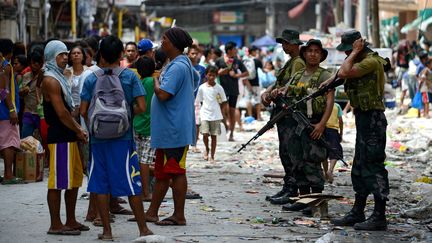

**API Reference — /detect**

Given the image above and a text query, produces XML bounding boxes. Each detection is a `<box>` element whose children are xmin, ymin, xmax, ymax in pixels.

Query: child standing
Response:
<box><xmin>133</xmin><ymin>56</ymin><xmax>156</xmax><ymax>201</ymax></box>
<box><xmin>197</xmin><ymin>66</ymin><xmax>227</xmax><ymax>162</ymax></box>
<box><xmin>323</xmin><ymin>103</ymin><xmax>344</xmax><ymax>183</ymax></box>
<box><xmin>419</xmin><ymin>58</ymin><xmax>432</xmax><ymax>118</ymax></box>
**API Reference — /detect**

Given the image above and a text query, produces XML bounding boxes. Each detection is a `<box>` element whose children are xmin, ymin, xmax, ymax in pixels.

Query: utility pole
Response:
<box><xmin>370</xmin><ymin>0</ymin><xmax>380</xmax><ymax>47</ymax></box>
<box><xmin>44</xmin><ymin>0</ymin><xmax>50</xmax><ymax>40</ymax></box>
<box><xmin>359</xmin><ymin>0</ymin><xmax>368</xmax><ymax>38</ymax></box>
<box><xmin>266</xmin><ymin>0</ymin><xmax>275</xmax><ymax>37</ymax></box>
<box><xmin>18</xmin><ymin>0</ymin><xmax>26</xmax><ymax>45</ymax></box>
<box><xmin>71</xmin><ymin>0</ymin><xmax>77</xmax><ymax>40</ymax></box>
<box><xmin>344</xmin><ymin>0</ymin><xmax>352</xmax><ymax>28</ymax></box>
<box><xmin>316</xmin><ymin>0</ymin><xmax>322</xmax><ymax>32</ymax></box>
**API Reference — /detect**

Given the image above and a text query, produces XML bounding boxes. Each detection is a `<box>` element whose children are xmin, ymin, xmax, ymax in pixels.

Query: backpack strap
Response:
<box><xmin>94</xmin><ymin>67</ymin><xmax>126</xmax><ymax>78</ymax></box>
<box><xmin>112</xmin><ymin>67</ymin><xmax>126</xmax><ymax>76</ymax></box>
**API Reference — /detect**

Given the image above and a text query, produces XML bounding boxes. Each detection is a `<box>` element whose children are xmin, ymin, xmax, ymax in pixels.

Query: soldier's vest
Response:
<box><xmin>344</xmin><ymin>53</ymin><xmax>386</xmax><ymax>111</ymax></box>
<box><xmin>275</xmin><ymin>56</ymin><xmax>302</xmax><ymax>88</ymax></box>
<box><xmin>286</xmin><ymin>67</ymin><xmax>327</xmax><ymax>118</ymax></box>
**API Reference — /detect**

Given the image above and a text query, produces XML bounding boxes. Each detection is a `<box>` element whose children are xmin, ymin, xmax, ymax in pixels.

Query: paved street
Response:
<box><xmin>1</xmin><ymin>111</ymin><xmax>432</xmax><ymax>243</ymax></box>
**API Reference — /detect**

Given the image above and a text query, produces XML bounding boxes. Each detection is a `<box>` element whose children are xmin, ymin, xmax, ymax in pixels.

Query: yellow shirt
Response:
<box><xmin>326</xmin><ymin>103</ymin><xmax>342</xmax><ymax>130</ymax></box>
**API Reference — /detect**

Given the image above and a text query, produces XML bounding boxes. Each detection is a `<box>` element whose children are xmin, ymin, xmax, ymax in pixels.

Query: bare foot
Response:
<box><xmin>140</xmin><ymin>228</ymin><xmax>154</xmax><ymax>236</ymax></box>
<box><xmin>203</xmin><ymin>153</ymin><xmax>208</xmax><ymax>161</ymax></box>
<box><xmin>145</xmin><ymin>213</ymin><xmax>159</xmax><ymax>223</ymax></box>
<box><xmin>209</xmin><ymin>158</ymin><xmax>215</xmax><ymax>163</ymax></box>
<box><xmin>98</xmin><ymin>233</ymin><xmax>113</xmax><ymax>241</ymax></box>
<box><xmin>155</xmin><ymin>216</ymin><xmax>186</xmax><ymax>226</ymax></box>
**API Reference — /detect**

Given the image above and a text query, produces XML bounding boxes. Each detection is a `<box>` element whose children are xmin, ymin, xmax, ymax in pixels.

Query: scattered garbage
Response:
<box><xmin>415</xmin><ymin>176</ymin><xmax>432</xmax><ymax>184</ymax></box>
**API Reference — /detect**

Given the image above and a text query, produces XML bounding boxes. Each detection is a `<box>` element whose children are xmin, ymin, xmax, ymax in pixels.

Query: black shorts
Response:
<box><xmin>226</xmin><ymin>95</ymin><xmax>238</xmax><ymax>108</ymax></box>
<box><xmin>324</xmin><ymin>128</ymin><xmax>343</xmax><ymax>160</ymax></box>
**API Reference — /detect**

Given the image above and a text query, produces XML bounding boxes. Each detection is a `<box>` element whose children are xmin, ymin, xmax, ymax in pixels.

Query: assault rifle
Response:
<box><xmin>237</xmin><ymin>76</ymin><xmax>348</xmax><ymax>166</ymax></box>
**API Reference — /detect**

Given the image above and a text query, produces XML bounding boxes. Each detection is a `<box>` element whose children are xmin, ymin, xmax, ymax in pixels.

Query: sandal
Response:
<box><xmin>110</xmin><ymin>207</ymin><xmax>133</xmax><ymax>215</ymax></box>
<box><xmin>72</xmin><ymin>223</ymin><xmax>90</xmax><ymax>231</ymax></box>
<box><xmin>185</xmin><ymin>191</ymin><xmax>202</xmax><ymax>199</ymax></box>
<box><xmin>1</xmin><ymin>177</ymin><xmax>26</xmax><ymax>185</ymax></box>
<box><xmin>155</xmin><ymin>217</ymin><xmax>186</xmax><ymax>226</ymax></box>
<box><xmin>47</xmin><ymin>228</ymin><xmax>81</xmax><ymax>235</ymax></box>
<box><xmin>98</xmin><ymin>233</ymin><xmax>114</xmax><ymax>241</ymax></box>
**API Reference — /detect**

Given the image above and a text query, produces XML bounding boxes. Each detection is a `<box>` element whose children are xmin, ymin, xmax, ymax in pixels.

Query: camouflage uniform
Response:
<box><xmin>284</xmin><ymin>67</ymin><xmax>332</xmax><ymax>192</ymax></box>
<box><xmin>331</xmin><ymin>30</ymin><xmax>388</xmax><ymax>230</ymax></box>
<box><xmin>273</xmin><ymin>56</ymin><xmax>305</xmax><ymax>194</ymax></box>
<box><xmin>345</xmin><ymin>51</ymin><xmax>390</xmax><ymax>201</ymax></box>
<box><xmin>352</xmin><ymin>110</ymin><xmax>389</xmax><ymax>200</ymax></box>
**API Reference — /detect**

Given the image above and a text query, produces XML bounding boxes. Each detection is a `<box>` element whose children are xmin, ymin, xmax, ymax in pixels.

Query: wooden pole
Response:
<box><xmin>371</xmin><ymin>0</ymin><xmax>380</xmax><ymax>47</ymax></box>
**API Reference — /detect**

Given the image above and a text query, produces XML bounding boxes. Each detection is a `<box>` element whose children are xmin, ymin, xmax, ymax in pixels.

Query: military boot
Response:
<box><xmin>331</xmin><ymin>194</ymin><xmax>367</xmax><ymax>226</ymax></box>
<box><xmin>265</xmin><ymin>187</ymin><xmax>287</xmax><ymax>201</ymax></box>
<box><xmin>269</xmin><ymin>185</ymin><xmax>298</xmax><ymax>205</ymax></box>
<box><xmin>281</xmin><ymin>187</ymin><xmax>310</xmax><ymax>211</ymax></box>
<box><xmin>353</xmin><ymin>197</ymin><xmax>387</xmax><ymax>231</ymax></box>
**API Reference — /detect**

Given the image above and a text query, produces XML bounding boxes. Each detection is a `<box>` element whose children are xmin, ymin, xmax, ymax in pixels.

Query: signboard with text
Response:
<box><xmin>115</xmin><ymin>0</ymin><xmax>141</xmax><ymax>7</ymax></box>
<box><xmin>213</xmin><ymin>11</ymin><xmax>244</xmax><ymax>24</ymax></box>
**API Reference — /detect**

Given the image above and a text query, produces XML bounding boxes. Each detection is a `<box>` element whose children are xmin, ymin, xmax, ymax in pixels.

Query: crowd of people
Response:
<box><xmin>395</xmin><ymin>39</ymin><xmax>432</xmax><ymax>118</ymax></box>
<box><xmin>2</xmin><ymin>24</ymin><xmax>431</xmax><ymax>240</ymax></box>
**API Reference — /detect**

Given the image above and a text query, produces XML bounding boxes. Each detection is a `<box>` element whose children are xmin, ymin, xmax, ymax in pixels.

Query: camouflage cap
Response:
<box><xmin>300</xmin><ymin>39</ymin><xmax>328</xmax><ymax>62</ymax></box>
<box><xmin>336</xmin><ymin>30</ymin><xmax>370</xmax><ymax>51</ymax></box>
<box><xmin>276</xmin><ymin>29</ymin><xmax>303</xmax><ymax>45</ymax></box>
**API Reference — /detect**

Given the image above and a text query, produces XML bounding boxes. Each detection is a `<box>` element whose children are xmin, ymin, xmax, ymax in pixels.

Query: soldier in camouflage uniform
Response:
<box><xmin>261</xmin><ymin>29</ymin><xmax>305</xmax><ymax>205</ymax></box>
<box><xmin>325</xmin><ymin>30</ymin><xmax>389</xmax><ymax>231</ymax></box>
<box><xmin>274</xmin><ymin>39</ymin><xmax>335</xmax><ymax>212</ymax></box>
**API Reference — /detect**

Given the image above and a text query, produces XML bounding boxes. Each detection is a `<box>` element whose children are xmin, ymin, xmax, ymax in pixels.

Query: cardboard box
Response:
<box><xmin>15</xmin><ymin>151</ymin><xmax>44</xmax><ymax>182</ymax></box>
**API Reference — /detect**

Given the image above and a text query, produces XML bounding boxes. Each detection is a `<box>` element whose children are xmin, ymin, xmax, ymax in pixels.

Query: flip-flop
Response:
<box><xmin>185</xmin><ymin>192</ymin><xmax>202</xmax><ymax>199</ymax></box>
<box><xmin>73</xmin><ymin>223</ymin><xmax>90</xmax><ymax>231</ymax></box>
<box><xmin>98</xmin><ymin>234</ymin><xmax>114</xmax><ymax>241</ymax></box>
<box><xmin>47</xmin><ymin>229</ymin><xmax>81</xmax><ymax>235</ymax></box>
<box><xmin>110</xmin><ymin>207</ymin><xmax>133</xmax><ymax>215</ymax></box>
<box><xmin>155</xmin><ymin>218</ymin><xmax>186</xmax><ymax>226</ymax></box>
<box><xmin>1</xmin><ymin>177</ymin><xmax>27</xmax><ymax>185</ymax></box>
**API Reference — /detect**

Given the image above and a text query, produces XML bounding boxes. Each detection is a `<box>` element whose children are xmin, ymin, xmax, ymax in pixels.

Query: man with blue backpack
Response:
<box><xmin>80</xmin><ymin>35</ymin><xmax>153</xmax><ymax>240</ymax></box>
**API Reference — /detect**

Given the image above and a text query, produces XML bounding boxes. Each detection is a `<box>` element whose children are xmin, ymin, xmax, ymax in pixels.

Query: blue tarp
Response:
<box><xmin>251</xmin><ymin>35</ymin><xmax>277</xmax><ymax>47</ymax></box>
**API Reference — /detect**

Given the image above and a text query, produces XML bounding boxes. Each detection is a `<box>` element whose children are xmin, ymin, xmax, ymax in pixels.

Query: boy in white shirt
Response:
<box><xmin>196</xmin><ymin>66</ymin><xmax>227</xmax><ymax>162</ymax></box>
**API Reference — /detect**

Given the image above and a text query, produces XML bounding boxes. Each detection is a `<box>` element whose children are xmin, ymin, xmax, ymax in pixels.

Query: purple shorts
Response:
<box><xmin>22</xmin><ymin>112</ymin><xmax>40</xmax><ymax>127</ymax></box>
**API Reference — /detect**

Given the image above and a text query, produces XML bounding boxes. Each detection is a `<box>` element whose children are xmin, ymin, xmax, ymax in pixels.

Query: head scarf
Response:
<box><xmin>165</xmin><ymin>27</ymin><xmax>193</xmax><ymax>52</ymax></box>
<box><xmin>43</xmin><ymin>40</ymin><xmax>74</xmax><ymax>108</ymax></box>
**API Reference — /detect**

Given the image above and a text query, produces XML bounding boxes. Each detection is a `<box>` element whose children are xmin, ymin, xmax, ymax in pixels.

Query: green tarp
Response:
<box><xmin>401</xmin><ymin>9</ymin><xmax>432</xmax><ymax>33</ymax></box>
<box><xmin>189</xmin><ymin>31</ymin><xmax>211</xmax><ymax>44</ymax></box>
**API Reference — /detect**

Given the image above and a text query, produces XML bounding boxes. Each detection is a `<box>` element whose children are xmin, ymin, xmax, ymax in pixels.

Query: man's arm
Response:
<box><xmin>153</xmin><ymin>75</ymin><xmax>172</xmax><ymax>101</ymax></box>
<box><xmin>0</xmin><ymin>72</ymin><xmax>18</xmax><ymax>125</ymax></box>
<box><xmin>80</xmin><ymin>100</ymin><xmax>89</xmax><ymax>122</ymax></box>
<box><xmin>338</xmin><ymin>38</ymin><xmax>368</xmax><ymax>79</ymax></box>
<box><xmin>44</xmin><ymin>77</ymin><xmax>86</xmax><ymax>141</ymax></box>
<box><xmin>338</xmin><ymin>116</ymin><xmax>344</xmax><ymax>142</ymax></box>
<box><xmin>261</xmin><ymin>84</ymin><xmax>276</xmax><ymax>106</ymax></box>
<box><xmin>310</xmin><ymin>90</ymin><xmax>335</xmax><ymax>140</ymax></box>
<box><xmin>133</xmin><ymin>96</ymin><xmax>146</xmax><ymax>115</ymax></box>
